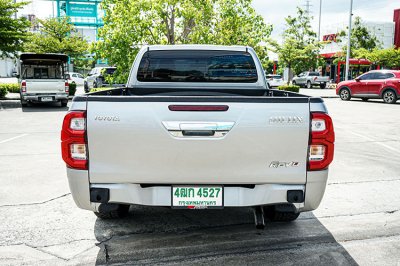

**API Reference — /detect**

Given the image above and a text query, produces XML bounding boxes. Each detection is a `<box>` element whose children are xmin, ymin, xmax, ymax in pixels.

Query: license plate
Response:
<box><xmin>172</xmin><ymin>186</ymin><xmax>223</xmax><ymax>209</ymax></box>
<box><xmin>41</xmin><ymin>97</ymin><xmax>53</xmax><ymax>102</ymax></box>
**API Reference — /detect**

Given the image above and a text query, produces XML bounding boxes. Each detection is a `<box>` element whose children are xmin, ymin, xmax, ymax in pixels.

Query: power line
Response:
<box><xmin>304</xmin><ymin>0</ymin><xmax>313</xmax><ymax>17</ymax></box>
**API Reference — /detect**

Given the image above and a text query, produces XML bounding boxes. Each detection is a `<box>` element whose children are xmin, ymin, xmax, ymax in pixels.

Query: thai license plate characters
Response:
<box><xmin>171</xmin><ymin>186</ymin><xmax>223</xmax><ymax>209</ymax></box>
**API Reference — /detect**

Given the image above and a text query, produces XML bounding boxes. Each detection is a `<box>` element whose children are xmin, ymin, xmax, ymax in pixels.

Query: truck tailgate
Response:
<box><xmin>87</xmin><ymin>97</ymin><xmax>310</xmax><ymax>185</ymax></box>
<box><xmin>26</xmin><ymin>79</ymin><xmax>65</xmax><ymax>93</ymax></box>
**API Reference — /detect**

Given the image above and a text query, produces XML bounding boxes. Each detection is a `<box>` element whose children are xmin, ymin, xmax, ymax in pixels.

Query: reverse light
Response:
<box><xmin>308</xmin><ymin>112</ymin><xmax>335</xmax><ymax>171</ymax></box>
<box><xmin>311</xmin><ymin>119</ymin><xmax>326</xmax><ymax>132</ymax></box>
<box><xmin>21</xmin><ymin>80</ymin><xmax>26</xmax><ymax>93</ymax></box>
<box><xmin>70</xmin><ymin>118</ymin><xmax>85</xmax><ymax>130</ymax></box>
<box><xmin>61</xmin><ymin>111</ymin><xmax>87</xmax><ymax>170</ymax></box>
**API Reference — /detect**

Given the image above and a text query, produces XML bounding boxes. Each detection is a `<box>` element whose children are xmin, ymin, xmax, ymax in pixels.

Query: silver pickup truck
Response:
<box><xmin>19</xmin><ymin>53</ymin><xmax>69</xmax><ymax>107</ymax></box>
<box><xmin>62</xmin><ymin>45</ymin><xmax>335</xmax><ymax>228</ymax></box>
<box><xmin>292</xmin><ymin>71</ymin><xmax>330</xmax><ymax>89</ymax></box>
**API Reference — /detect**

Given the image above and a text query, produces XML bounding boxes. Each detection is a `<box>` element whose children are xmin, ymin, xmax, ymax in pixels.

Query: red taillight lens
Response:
<box><xmin>65</xmin><ymin>80</ymin><xmax>69</xmax><ymax>93</ymax></box>
<box><xmin>308</xmin><ymin>112</ymin><xmax>335</xmax><ymax>171</ymax></box>
<box><xmin>314</xmin><ymin>77</ymin><xmax>318</xmax><ymax>81</ymax></box>
<box><xmin>21</xmin><ymin>80</ymin><xmax>26</xmax><ymax>93</ymax></box>
<box><xmin>61</xmin><ymin>111</ymin><xmax>87</xmax><ymax>170</ymax></box>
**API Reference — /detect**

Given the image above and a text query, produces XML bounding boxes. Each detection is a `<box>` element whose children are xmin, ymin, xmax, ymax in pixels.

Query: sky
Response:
<box><xmin>21</xmin><ymin>0</ymin><xmax>399</xmax><ymax>41</ymax></box>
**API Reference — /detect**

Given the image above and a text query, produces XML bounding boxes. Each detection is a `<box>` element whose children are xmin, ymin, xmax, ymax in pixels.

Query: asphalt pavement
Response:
<box><xmin>0</xmin><ymin>96</ymin><xmax>399</xmax><ymax>265</ymax></box>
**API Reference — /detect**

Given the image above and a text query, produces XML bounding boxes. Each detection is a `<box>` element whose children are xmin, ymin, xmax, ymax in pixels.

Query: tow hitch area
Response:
<box><xmin>253</xmin><ymin>206</ymin><xmax>265</xmax><ymax>229</ymax></box>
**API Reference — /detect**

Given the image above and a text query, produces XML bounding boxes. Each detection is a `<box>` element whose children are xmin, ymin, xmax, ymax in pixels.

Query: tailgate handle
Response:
<box><xmin>162</xmin><ymin>121</ymin><xmax>235</xmax><ymax>138</ymax></box>
<box><xmin>182</xmin><ymin>130</ymin><xmax>215</xmax><ymax>137</ymax></box>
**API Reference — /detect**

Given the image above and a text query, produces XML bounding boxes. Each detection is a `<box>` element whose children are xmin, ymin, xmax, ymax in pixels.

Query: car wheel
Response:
<box><xmin>94</xmin><ymin>204</ymin><xmax>130</xmax><ymax>219</ymax></box>
<box><xmin>306</xmin><ymin>81</ymin><xmax>312</xmax><ymax>89</ymax></box>
<box><xmin>264</xmin><ymin>205</ymin><xmax>300</xmax><ymax>222</ymax></box>
<box><xmin>382</xmin><ymin>89</ymin><xmax>397</xmax><ymax>104</ymax></box>
<box><xmin>93</xmin><ymin>82</ymin><xmax>98</xmax><ymax>88</ymax></box>
<box><xmin>20</xmin><ymin>98</ymin><xmax>28</xmax><ymax>107</ymax></box>
<box><xmin>61</xmin><ymin>100</ymin><xmax>68</xmax><ymax>107</ymax></box>
<box><xmin>320</xmin><ymin>83</ymin><xmax>326</xmax><ymax>89</ymax></box>
<box><xmin>339</xmin><ymin>88</ymin><xmax>351</xmax><ymax>101</ymax></box>
<box><xmin>292</xmin><ymin>80</ymin><xmax>296</xmax><ymax>86</ymax></box>
<box><xmin>84</xmin><ymin>82</ymin><xmax>89</xmax><ymax>93</ymax></box>
<box><xmin>361</xmin><ymin>98</ymin><xmax>369</xmax><ymax>102</ymax></box>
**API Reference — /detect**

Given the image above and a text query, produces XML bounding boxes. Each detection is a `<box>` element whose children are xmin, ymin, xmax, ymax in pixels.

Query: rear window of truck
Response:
<box><xmin>137</xmin><ymin>50</ymin><xmax>258</xmax><ymax>83</ymax></box>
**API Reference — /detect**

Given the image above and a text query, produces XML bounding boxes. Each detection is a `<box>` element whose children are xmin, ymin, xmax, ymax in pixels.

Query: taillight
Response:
<box><xmin>21</xmin><ymin>80</ymin><xmax>26</xmax><ymax>93</ymax></box>
<box><xmin>308</xmin><ymin>112</ymin><xmax>335</xmax><ymax>171</ymax></box>
<box><xmin>314</xmin><ymin>77</ymin><xmax>318</xmax><ymax>81</ymax></box>
<box><xmin>61</xmin><ymin>111</ymin><xmax>87</xmax><ymax>170</ymax></box>
<box><xmin>65</xmin><ymin>80</ymin><xmax>69</xmax><ymax>93</ymax></box>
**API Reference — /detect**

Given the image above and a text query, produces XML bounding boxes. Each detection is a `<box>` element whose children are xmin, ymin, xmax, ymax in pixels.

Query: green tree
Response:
<box><xmin>0</xmin><ymin>0</ymin><xmax>30</xmax><ymax>55</ymax></box>
<box><xmin>336</xmin><ymin>16</ymin><xmax>380</xmax><ymax>61</ymax></box>
<box><xmin>24</xmin><ymin>17</ymin><xmax>89</xmax><ymax>58</ymax></box>
<box><xmin>272</xmin><ymin>8</ymin><xmax>322</xmax><ymax>80</ymax></box>
<box><xmin>94</xmin><ymin>0</ymin><xmax>272</xmax><ymax>83</ymax></box>
<box><xmin>354</xmin><ymin>47</ymin><xmax>400</xmax><ymax>69</ymax></box>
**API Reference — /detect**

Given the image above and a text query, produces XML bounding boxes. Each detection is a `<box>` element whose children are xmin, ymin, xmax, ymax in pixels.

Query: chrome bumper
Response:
<box><xmin>22</xmin><ymin>93</ymin><xmax>68</xmax><ymax>102</ymax></box>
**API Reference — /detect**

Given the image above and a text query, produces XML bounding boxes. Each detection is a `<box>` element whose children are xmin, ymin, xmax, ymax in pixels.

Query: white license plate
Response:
<box><xmin>172</xmin><ymin>186</ymin><xmax>223</xmax><ymax>209</ymax></box>
<box><xmin>41</xmin><ymin>97</ymin><xmax>53</xmax><ymax>102</ymax></box>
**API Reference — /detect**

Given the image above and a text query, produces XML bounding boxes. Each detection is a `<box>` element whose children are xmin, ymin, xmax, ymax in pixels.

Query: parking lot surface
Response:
<box><xmin>0</xmin><ymin>98</ymin><xmax>399</xmax><ymax>265</ymax></box>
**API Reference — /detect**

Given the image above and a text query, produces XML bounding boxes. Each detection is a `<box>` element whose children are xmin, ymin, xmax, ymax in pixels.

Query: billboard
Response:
<box><xmin>68</xmin><ymin>3</ymin><xmax>97</xmax><ymax>18</ymax></box>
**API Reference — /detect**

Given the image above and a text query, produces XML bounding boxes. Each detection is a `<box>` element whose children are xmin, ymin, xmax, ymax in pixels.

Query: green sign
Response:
<box><xmin>68</xmin><ymin>3</ymin><xmax>96</xmax><ymax>18</ymax></box>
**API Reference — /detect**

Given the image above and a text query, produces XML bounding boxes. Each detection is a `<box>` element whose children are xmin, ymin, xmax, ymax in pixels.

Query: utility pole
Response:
<box><xmin>304</xmin><ymin>0</ymin><xmax>312</xmax><ymax>17</ymax></box>
<box><xmin>345</xmin><ymin>0</ymin><xmax>353</xmax><ymax>81</ymax></box>
<box><xmin>317</xmin><ymin>0</ymin><xmax>322</xmax><ymax>42</ymax></box>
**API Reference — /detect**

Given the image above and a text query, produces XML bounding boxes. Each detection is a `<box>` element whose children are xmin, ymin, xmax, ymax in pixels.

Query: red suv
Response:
<box><xmin>336</xmin><ymin>70</ymin><xmax>400</xmax><ymax>104</ymax></box>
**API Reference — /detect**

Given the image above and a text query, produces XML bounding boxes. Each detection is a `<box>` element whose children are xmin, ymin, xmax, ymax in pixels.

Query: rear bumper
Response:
<box><xmin>67</xmin><ymin>169</ymin><xmax>328</xmax><ymax>212</ymax></box>
<box><xmin>21</xmin><ymin>93</ymin><xmax>68</xmax><ymax>102</ymax></box>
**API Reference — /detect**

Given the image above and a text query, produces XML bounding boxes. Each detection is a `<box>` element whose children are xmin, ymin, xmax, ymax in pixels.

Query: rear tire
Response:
<box><xmin>382</xmin><ymin>89</ymin><xmax>397</xmax><ymax>104</ymax></box>
<box><xmin>361</xmin><ymin>98</ymin><xmax>369</xmax><ymax>102</ymax></box>
<box><xmin>306</xmin><ymin>81</ymin><xmax>312</xmax><ymax>89</ymax></box>
<box><xmin>339</xmin><ymin>88</ymin><xmax>351</xmax><ymax>101</ymax></box>
<box><xmin>94</xmin><ymin>204</ymin><xmax>130</xmax><ymax>219</ymax></box>
<box><xmin>320</xmin><ymin>83</ymin><xmax>326</xmax><ymax>89</ymax></box>
<box><xmin>61</xmin><ymin>100</ymin><xmax>68</xmax><ymax>107</ymax></box>
<box><xmin>292</xmin><ymin>81</ymin><xmax>297</xmax><ymax>86</ymax></box>
<box><xmin>20</xmin><ymin>99</ymin><xmax>28</xmax><ymax>107</ymax></box>
<box><xmin>84</xmin><ymin>82</ymin><xmax>89</xmax><ymax>93</ymax></box>
<box><xmin>264</xmin><ymin>205</ymin><xmax>300</xmax><ymax>222</ymax></box>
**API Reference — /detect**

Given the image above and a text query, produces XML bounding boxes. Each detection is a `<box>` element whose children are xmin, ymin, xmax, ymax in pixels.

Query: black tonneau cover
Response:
<box><xmin>20</xmin><ymin>53</ymin><xmax>68</xmax><ymax>64</ymax></box>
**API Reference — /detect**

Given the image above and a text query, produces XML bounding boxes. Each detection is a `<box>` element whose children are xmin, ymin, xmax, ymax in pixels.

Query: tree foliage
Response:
<box><xmin>94</xmin><ymin>0</ymin><xmax>272</xmax><ymax>82</ymax></box>
<box><xmin>354</xmin><ymin>47</ymin><xmax>400</xmax><ymax>69</ymax></box>
<box><xmin>24</xmin><ymin>17</ymin><xmax>89</xmax><ymax>58</ymax></box>
<box><xmin>0</xmin><ymin>0</ymin><xmax>30</xmax><ymax>56</ymax></box>
<box><xmin>272</xmin><ymin>8</ymin><xmax>322</xmax><ymax>78</ymax></box>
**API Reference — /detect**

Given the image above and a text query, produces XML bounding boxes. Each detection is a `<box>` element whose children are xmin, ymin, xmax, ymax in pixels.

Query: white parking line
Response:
<box><xmin>0</xmin><ymin>134</ymin><xmax>28</xmax><ymax>144</ymax></box>
<box><xmin>349</xmin><ymin>131</ymin><xmax>399</xmax><ymax>154</ymax></box>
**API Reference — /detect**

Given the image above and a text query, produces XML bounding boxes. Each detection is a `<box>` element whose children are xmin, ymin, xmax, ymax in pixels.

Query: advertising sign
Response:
<box><xmin>68</xmin><ymin>3</ymin><xmax>96</xmax><ymax>18</ymax></box>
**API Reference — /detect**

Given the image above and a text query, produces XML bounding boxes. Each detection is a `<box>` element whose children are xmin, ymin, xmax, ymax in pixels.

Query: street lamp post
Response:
<box><xmin>318</xmin><ymin>0</ymin><xmax>322</xmax><ymax>42</ymax></box>
<box><xmin>345</xmin><ymin>0</ymin><xmax>353</xmax><ymax>81</ymax></box>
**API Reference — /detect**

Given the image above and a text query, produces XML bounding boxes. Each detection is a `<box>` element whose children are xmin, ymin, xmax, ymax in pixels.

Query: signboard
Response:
<box><xmin>323</xmin><ymin>34</ymin><xmax>337</xmax><ymax>43</ymax></box>
<box><xmin>68</xmin><ymin>3</ymin><xmax>96</xmax><ymax>18</ymax></box>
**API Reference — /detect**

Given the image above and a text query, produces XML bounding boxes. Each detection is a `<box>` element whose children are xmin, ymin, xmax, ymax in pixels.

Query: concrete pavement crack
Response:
<box><xmin>328</xmin><ymin>178</ymin><xmax>400</xmax><ymax>185</ymax></box>
<box><xmin>24</xmin><ymin>243</ymin><xmax>67</xmax><ymax>261</ymax></box>
<box><xmin>0</xmin><ymin>193</ymin><xmax>71</xmax><ymax>208</ymax></box>
<box><xmin>306</xmin><ymin>209</ymin><xmax>400</xmax><ymax>220</ymax></box>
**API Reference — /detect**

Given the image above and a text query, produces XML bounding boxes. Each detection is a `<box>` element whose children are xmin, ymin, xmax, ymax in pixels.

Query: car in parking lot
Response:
<box><xmin>336</xmin><ymin>70</ymin><xmax>400</xmax><ymax>104</ymax></box>
<box><xmin>84</xmin><ymin>67</ymin><xmax>120</xmax><ymax>92</ymax></box>
<box><xmin>65</xmin><ymin>72</ymin><xmax>84</xmax><ymax>86</ymax></box>
<box><xmin>292</xmin><ymin>71</ymin><xmax>330</xmax><ymax>89</ymax></box>
<box><xmin>266</xmin><ymin>74</ymin><xmax>285</xmax><ymax>88</ymax></box>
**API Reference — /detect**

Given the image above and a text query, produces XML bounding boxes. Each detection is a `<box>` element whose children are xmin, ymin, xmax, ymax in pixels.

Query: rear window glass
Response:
<box><xmin>309</xmin><ymin>72</ymin><xmax>320</xmax><ymax>76</ymax></box>
<box><xmin>137</xmin><ymin>50</ymin><xmax>258</xmax><ymax>83</ymax></box>
<box><xmin>104</xmin><ymin>68</ymin><xmax>116</xmax><ymax>75</ymax></box>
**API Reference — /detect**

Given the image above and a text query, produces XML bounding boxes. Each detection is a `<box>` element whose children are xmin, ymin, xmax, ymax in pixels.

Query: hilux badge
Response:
<box><xmin>269</xmin><ymin>161</ymin><xmax>300</xmax><ymax>168</ymax></box>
